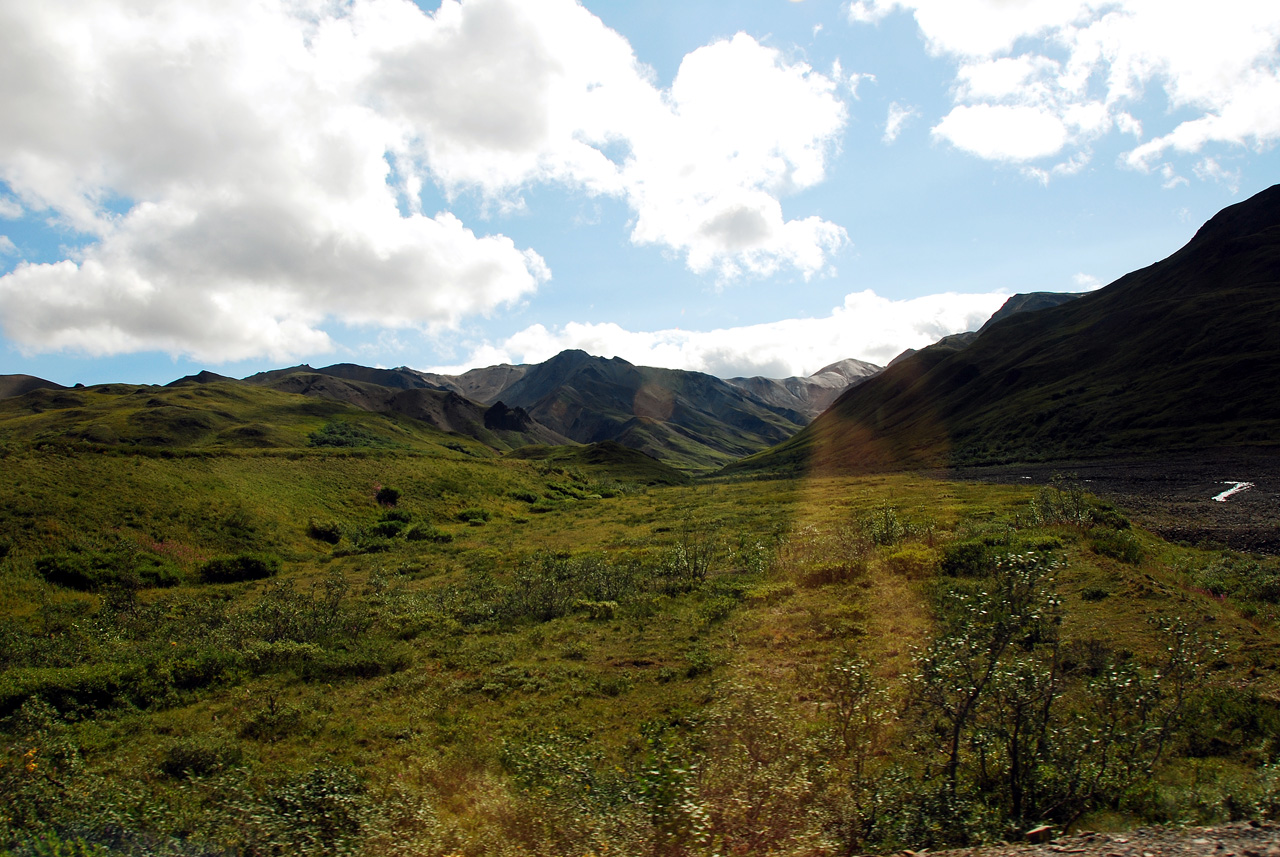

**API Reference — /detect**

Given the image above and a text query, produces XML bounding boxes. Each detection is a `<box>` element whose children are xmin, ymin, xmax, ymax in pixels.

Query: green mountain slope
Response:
<box><xmin>0</xmin><ymin>381</ymin><xmax>490</xmax><ymax>454</ymax></box>
<box><xmin>730</xmin><ymin>184</ymin><xmax>1280</xmax><ymax>476</ymax></box>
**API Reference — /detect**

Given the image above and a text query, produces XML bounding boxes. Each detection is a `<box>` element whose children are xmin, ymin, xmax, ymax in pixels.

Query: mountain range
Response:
<box><xmin>731</xmin><ymin>183</ymin><xmax>1280</xmax><ymax>476</ymax></box>
<box><xmin>0</xmin><ymin>348</ymin><xmax>885</xmax><ymax>471</ymax></box>
<box><xmin>5</xmin><ymin>185</ymin><xmax>1276</xmax><ymax>474</ymax></box>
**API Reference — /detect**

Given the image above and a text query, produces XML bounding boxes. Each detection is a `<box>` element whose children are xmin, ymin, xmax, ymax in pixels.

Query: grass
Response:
<box><xmin>1</xmin><ymin>434</ymin><xmax>1280</xmax><ymax>854</ymax></box>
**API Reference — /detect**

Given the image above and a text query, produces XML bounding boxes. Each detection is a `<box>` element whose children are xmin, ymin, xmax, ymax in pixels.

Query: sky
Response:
<box><xmin>1</xmin><ymin>0</ymin><xmax>1278</xmax><ymax>387</ymax></box>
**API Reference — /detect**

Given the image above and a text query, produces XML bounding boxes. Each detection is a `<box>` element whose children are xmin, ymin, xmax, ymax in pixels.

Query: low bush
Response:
<box><xmin>883</xmin><ymin>546</ymin><xmax>936</xmax><ymax>579</ymax></box>
<box><xmin>404</xmin><ymin>524</ymin><xmax>452</xmax><ymax>543</ymax></box>
<box><xmin>307</xmin><ymin>519</ymin><xmax>342</xmax><ymax>544</ymax></box>
<box><xmin>199</xmin><ymin>553</ymin><xmax>280</xmax><ymax>584</ymax></box>
<box><xmin>1088</xmin><ymin>530</ymin><xmax>1144</xmax><ymax>565</ymax></box>
<box><xmin>35</xmin><ymin>551</ymin><xmax>181</xmax><ymax>592</ymax></box>
<box><xmin>457</xmin><ymin>507</ymin><xmax>491</xmax><ymax>524</ymax></box>
<box><xmin>371</xmin><ymin>519</ymin><xmax>406</xmax><ymax>538</ymax></box>
<box><xmin>1080</xmin><ymin>586</ymin><xmax>1110</xmax><ymax>602</ymax></box>
<box><xmin>1193</xmin><ymin>555</ymin><xmax>1280</xmax><ymax>604</ymax></box>
<box><xmin>298</xmin><ymin>640</ymin><xmax>411</xmax><ymax>681</ymax></box>
<box><xmin>0</xmin><ymin>664</ymin><xmax>134</xmax><ymax>717</ymax></box>
<box><xmin>158</xmin><ymin>736</ymin><xmax>243</xmax><ymax>778</ymax></box>
<box><xmin>939</xmin><ymin>541</ymin><xmax>991</xmax><ymax>578</ymax></box>
<box><xmin>375</xmin><ymin>486</ymin><xmax>400</xmax><ymax>507</ymax></box>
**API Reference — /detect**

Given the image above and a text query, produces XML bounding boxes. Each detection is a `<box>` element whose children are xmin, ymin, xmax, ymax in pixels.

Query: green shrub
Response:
<box><xmin>1088</xmin><ymin>530</ymin><xmax>1144</xmax><ymax>565</ymax></box>
<box><xmin>308</xmin><ymin>421</ymin><xmax>390</xmax><ymax>448</ymax></box>
<box><xmin>404</xmin><ymin>524</ymin><xmax>452</xmax><ymax>543</ymax></box>
<box><xmin>1194</xmin><ymin>556</ymin><xmax>1280</xmax><ymax>604</ymax></box>
<box><xmin>35</xmin><ymin>552</ymin><xmax>180</xmax><ymax>592</ymax></box>
<box><xmin>240</xmin><ymin>699</ymin><xmax>308</xmax><ymax>742</ymax></box>
<box><xmin>379</xmin><ymin>509</ymin><xmax>412</xmax><ymax>523</ymax></box>
<box><xmin>1091</xmin><ymin>505</ymin><xmax>1131</xmax><ymax>530</ymax></box>
<box><xmin>457</xmin><ymin>507</ymin><xmax>491</xmax><ymax>524</ymax></box>
<box><xmin>199</xmin><ymin>553</ymin><xmax>280</xmax><ymax>584</ymax></box>
<box><xmin>307</xmin><ymin>519</ymin><xmax>342</xmax><ymax>544</ymax></box>
<box><xmin>939</xmin><ymin>541</ymin><xmax>991</xmax><ymax>577</ymax></box>
<box><xmin>158</xmin><ymin>736</ymin><xmax>242</xmax><ymax>778</ymax></box>
<box><xmin>0</xmin><ymin>664</ymin><xmax>145</xmax><ymax>717</ymax></box>
<box><xmin>375</xmin><ymin>486</ymin><xmax>400</xmax><ymax>507</ymax></box>
<box><xmin>698</xmin><ymin>595</ymin><xmax>736</xmax><ymax>625</ymax></box>
<box><xmin>1080</xmin><ymin>586</ymin><xmax>1110</xmax><ymax>602</ymax></box>
<box><xmin>883</xmin><ymin>546</ymin><xmax>936</xmax><ymax>579</ymax></box>
<box><xmin>865</xmin><ymin>504</ymin><xmax>907</xmax><ymax>546</ymax></box>
<box><xmin>510</xmin><ymin>490</ymin><xmax>540</xmax><ymax>503</ymax></box>
<box><xmin>371</xmin><ymin>519</ymin><xmax>406</xmax><ymax>538</ymax></box>
<box><xmin>2</xmin><ymin>833</ymin><xmax>112</xmax><ymax>856</ymax></box>
<box><xmin>298</xmin><ymin>640</ymin><xmax>411</xmax><ymax>681</ymax></box>
<box><xmin>574</xmin><ymin>599</ymin><xmax>618</xmax><ymax>621</ymax></box>
<box><xmin>263</xmin><ymin>767</ymin><xmax>368</xmax><ymax>853</ymax></box>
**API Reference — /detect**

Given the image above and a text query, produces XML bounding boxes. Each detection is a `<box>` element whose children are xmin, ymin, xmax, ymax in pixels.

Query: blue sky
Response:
<box><xmin>1</xmin><ymin>0</ymin><xmax>1277</xmax><ymax>386</ymax></box>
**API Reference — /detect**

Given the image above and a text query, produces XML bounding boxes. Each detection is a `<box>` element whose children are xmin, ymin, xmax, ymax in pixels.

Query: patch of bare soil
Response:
<box><xmin>909</xmin><ymin>820</ymin><xmax>1280</xmax><ymax>857</ymax></box>
<box><xmin>940</xmin><ymin>448</ymin><xmax>1280</xmax><ymax>555</ymax></box>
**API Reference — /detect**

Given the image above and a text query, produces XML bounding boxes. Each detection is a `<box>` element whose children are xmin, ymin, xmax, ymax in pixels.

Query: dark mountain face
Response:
<box><xmin>977</xmin><ymin>292</ymin><xmax>1081</xmax><ymax>333</ymax></box>
<box><xmin>0</xmin><ymin>374</ymin><xmax>68</xmax><ymax>399</ymax></box>
<box><xmin>488</xmin><ymin>350</ymin><xmax>808</xmax><ymax>470</ymax></box>
<box><xmin>731</xmin><ymin>184</ymin><xmax>1280</xmax><ymax>476</ymax></box>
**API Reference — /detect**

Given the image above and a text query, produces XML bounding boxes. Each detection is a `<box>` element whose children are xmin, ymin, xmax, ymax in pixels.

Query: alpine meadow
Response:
<box><xmin>4</xmin><ymin>1</ymin><xmax>1280</xmax><ymax>854</ymax></box>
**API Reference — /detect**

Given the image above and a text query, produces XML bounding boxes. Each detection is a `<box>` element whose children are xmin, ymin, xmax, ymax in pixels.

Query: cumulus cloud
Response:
<box><xmin>0</xmin><ymin>0</ymin><xmax>849</xmax><ymax>361</ymax></box>
<box><xmin>883</xmin><ymin>102</ymin><xmax>919</xmax><ymax>143</ymax></box>
<box><xmin>0</xmin><ymin>236</ymin><xmax>16</xmax><ymax>257</ymax></box>
<box><xmin>434</xmin><ymin>288</ymin><xmax>1009</xmax><ymax>378</ymax></box>
<box><xmin>850</xmin><ymin>1</ymin><xmax>1280</xmax><ymax>178</ymax></box>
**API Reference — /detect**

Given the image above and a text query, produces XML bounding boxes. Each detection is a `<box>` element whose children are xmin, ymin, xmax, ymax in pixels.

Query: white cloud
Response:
<box><xmin>846</xmin><ymin>71</ymin><xmax>877</xmax><ymax>98</ymax></box>
<box><xmin>434</xmin><ymin>288</ymin><xmax>1009</xmax><ymax>378</ymax></box>
<box><xmin>1194</xmin><ymin>157</ymin><xmax>1242</xmax><ymax>192</ymax></box>
<box><xmin>1073</xmin><ymin>272</ymin><xmax>1101</xmax><ymax>290</ymax></box>
<box><xmin>619</xmin><ymin>33</ymin><xmax>849</xmax><ymax>280</ymax></box>
<box><xmin>883</xmin><ymin>102</ymin><xmax>919</xmax><ymax>143</ymax></box>
<box><xmin>0</xmin><ymin>197</ymin><xmax>21</xmax><ymax>219</ymax></box>
<box><xmin>0</xmin><ymin>236</ymin><xmax>16</xmax><ymax>256</ymax></box>
<box><xmin>850</xmin><ymin>1</ymin><xmax>1280</xmax><ymax>179</ymax></box>
<box><xmin>934</xmin><ymin>105</ymin><xmax>1069</xmax><ymax>161</ymax></box>
<box><xmin>0</xmin><ymin>0</ymin><xmax>850</xmax><ymax>361</ymax></box>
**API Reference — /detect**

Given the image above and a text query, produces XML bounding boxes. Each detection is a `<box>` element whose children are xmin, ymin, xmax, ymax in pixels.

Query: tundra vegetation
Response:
<box><xmin>2</xmin><ymin>441</ymin><xmax>1280</xmax><ymax>856</ymax></box>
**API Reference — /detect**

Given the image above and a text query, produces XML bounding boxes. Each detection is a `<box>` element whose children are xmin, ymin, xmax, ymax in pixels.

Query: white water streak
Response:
<box><xmin>1212</xmin><ymin>481</ymin><xmax>1254</xmax><ymax>502</ymax></box>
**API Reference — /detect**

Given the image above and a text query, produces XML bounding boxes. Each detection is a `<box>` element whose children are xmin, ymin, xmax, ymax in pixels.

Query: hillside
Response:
<box><xmin>730</xmin><ymin>185</ymin><xmax>1280</xmax><ymax>477</ymax></box>
<box><xmin>488</xmin><ymin>350</ymin><xmax>808</xmax><ymax>471</ymax></box>
<box><xmin>247</xmin><ymin>370</ymin><xmax>572</xmax><ymax>451</ymax></box>
<box><xmin>0</xmin><ymin>374</ymin><xmax>67</xmax><ymax>399</ymax></box>
<box><xmin>0</xmin><ymin>380</ymin><xmax>495</xmax><ymax>454</ymax></box>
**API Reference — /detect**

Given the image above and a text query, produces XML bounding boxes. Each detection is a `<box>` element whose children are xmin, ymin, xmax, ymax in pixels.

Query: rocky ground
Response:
<box><xmin>943</xmin><ymin>448</ymin><xmax>1280</xmax><ymax>555</ymax></box>
<box><xmin>912</xmin><ymin>820</ymin><xmax>1280</xmax><ymax>857</ymax></box>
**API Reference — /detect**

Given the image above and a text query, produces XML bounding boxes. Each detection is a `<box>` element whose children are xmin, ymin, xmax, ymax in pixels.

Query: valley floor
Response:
<box><xmin>4</xmin><ymin>450</ymin><xmax>1280</xmax><ymax>854</ymax></box>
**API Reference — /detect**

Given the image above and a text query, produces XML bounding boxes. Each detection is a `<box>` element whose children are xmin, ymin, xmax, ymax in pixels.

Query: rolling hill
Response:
<box><xmin>730</xmin><ymin>184</ymin><xmax>1280</xmax><ymax>476</ymax></box>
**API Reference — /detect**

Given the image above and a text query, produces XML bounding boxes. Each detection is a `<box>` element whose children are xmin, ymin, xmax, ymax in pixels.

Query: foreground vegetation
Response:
<box><xmin>3</xmin><ymin>442</ymin><xmax>1280</xmax><ymax>855</ymax></box>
